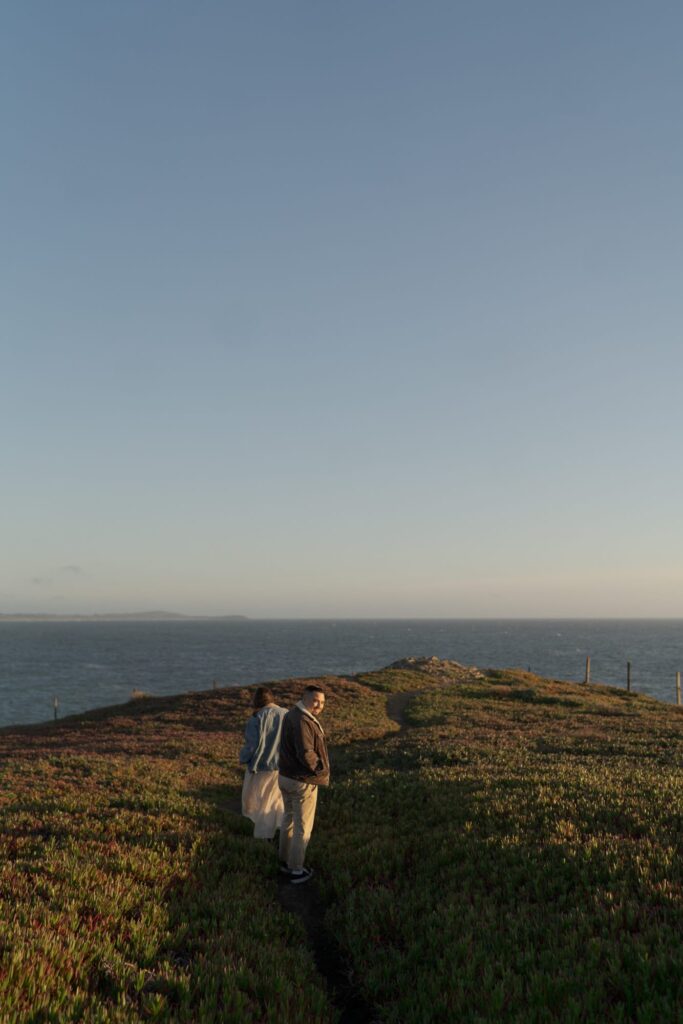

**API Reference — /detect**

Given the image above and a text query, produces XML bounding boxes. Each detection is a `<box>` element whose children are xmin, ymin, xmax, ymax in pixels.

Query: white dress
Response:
<box><xmin>241</xmin><ymin>769</ymin><xmax>284</xmax><ymax>839</ymax></box>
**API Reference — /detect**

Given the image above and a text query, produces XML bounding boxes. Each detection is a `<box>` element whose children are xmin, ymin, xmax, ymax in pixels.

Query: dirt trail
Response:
<box><xmin>272</xmin><ymin>691</ymin><xmax>422</xmax><ymax>1023</ymax></box>
<box><xmin>242</xmin><ymin>692</ymin><xmax>423</xmax><ymax>1022</ymax></box>
<box><xmin>385</xmin><ymin>690</ymin><xmax>422</xmax><ymax>731</ymax></box>
<box><xmin>276</xmin><ymin>874</ymin><xmax>375</xmax><ymax>1023</ymax></box>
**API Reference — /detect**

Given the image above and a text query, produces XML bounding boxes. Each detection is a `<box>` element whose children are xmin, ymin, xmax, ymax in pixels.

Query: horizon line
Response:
<box><xmin>2</xmin><ymin>613</ymin><xmax>683</xmax><ymax>622</ymax></box>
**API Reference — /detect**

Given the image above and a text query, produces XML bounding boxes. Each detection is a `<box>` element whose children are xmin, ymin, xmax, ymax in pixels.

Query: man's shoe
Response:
<box><xmin>278</xmin><ymin>862</ymin><xmax>291</xmax><ymax>874</ymax></box>
<box><xmin>288</xmin><ymin>867</ymin><xmax>314</xmax><ymax>884</ymax></box>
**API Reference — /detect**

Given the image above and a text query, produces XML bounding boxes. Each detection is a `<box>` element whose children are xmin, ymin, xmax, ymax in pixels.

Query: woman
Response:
<box><xmin>239</xmin><ymin>686</ymin><xmax>287</xmax><ymax>839</ymax></box>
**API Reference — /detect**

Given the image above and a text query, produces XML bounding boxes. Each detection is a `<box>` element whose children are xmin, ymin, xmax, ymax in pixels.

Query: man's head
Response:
<box><xmin>302</xmin><ymin>685</ymin><xmax>326</xmax><ymax>716</ymax></box>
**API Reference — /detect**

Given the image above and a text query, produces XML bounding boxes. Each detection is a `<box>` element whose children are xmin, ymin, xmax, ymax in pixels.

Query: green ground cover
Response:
<box><xmin>316</xmin><ymin>665</ymin><xmax>683</xmax><ymax>1023</ymax></box>
<box><xmin>0</xmin><ymin>677</ymin><xmax>387</xmax><ymax>1023</ymax></box>
<box><xmin>0</xmin><ymin>661</ymin><xmax>681</xmax><ymax>1022</ymax></box>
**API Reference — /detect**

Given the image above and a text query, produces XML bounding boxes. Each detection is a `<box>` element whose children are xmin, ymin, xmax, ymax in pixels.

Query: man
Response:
<box><xmin>278</xmin><ymin>684</ymin><xmax>329</xmax><ymax>884</ymax></box>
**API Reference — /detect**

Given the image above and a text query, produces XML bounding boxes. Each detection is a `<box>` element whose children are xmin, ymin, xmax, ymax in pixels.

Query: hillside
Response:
<box><xmin>0</xmin><ymin>612</ymin><xmax>248</xmax><ymax>622</ymax></box>
<box><xmin>0</xmin><ymin>659</ymin><xmax>681</xmax><ymax>1022</ymax></box>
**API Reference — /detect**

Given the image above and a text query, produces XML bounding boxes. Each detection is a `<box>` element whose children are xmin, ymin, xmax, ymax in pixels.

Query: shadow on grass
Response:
<box><xmin>188</xmin><ymin>782</ymin><xmax>377</xmax><ymax>1024</ymax></box>
<box><xmin>460</xmin><ymin>687</ymin><xmax>582</xmax><ymax>708</ymax></box>
<box><xmin>311</xmin><ymin>734</ymin><xmax>683</xmax><ymax>1024</ymax></box>
<box><xmin>97</xmin><ymin>777</ymin><xmax>339</xmax><ymax>1024</ymax></box>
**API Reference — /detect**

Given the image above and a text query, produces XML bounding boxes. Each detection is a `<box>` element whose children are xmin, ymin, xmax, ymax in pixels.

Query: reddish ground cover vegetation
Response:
<box><xmin>0</xmin><ymin>660</ymin><xmax>681</xmax><ymax>1022</ymax></box>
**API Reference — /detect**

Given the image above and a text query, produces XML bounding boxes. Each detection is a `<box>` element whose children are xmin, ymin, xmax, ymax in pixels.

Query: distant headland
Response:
<box><xmin>0</xmin><ymin>611</ymin><xmax>248</xmax><ymax>622</ymax></box>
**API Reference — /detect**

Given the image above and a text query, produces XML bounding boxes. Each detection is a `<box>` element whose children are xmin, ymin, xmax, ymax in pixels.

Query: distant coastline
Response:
<box><xmin>0</xmin><ymin>612</ymin><xmax>248</xmax><ymax>622</ymax></box>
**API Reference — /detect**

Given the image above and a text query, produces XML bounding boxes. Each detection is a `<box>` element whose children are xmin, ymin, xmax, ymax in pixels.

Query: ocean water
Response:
<box><xmin>0</xmin><ymin>618</ymin><xmax>682</xmax><ymax>728</ymax></box>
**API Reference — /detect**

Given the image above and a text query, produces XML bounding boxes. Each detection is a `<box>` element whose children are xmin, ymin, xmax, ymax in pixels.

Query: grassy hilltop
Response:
<box><xmin>0</xmin><ymin>659</ymin><xmax>681</xmax><ymax>1023</ymax></box>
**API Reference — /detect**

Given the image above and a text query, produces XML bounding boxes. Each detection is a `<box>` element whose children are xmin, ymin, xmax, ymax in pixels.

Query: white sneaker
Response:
<box><xmin>288</xmin><ymin>867</ymin><xmax>314</xmax><ymax>884</ymax></box>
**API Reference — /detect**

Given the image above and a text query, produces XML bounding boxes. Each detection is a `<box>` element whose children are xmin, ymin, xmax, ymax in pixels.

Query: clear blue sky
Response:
<box><xmin>2</xmin><ymin>2</ymin><xmax>683</xmax><ymax>617</ymax></box>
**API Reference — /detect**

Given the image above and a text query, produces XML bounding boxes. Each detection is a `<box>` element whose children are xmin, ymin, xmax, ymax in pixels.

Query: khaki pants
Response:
<box><xmin>278</xmin><ymin>775</ymin><xmax>318</xmax><ymax>871</ymax></box>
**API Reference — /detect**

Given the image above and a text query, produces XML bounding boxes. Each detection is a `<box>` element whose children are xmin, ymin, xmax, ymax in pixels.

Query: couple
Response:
<box><xmin>239</xmin><ymin>683</ymin><xmax>329</xmax><ymax>885</ymax></box>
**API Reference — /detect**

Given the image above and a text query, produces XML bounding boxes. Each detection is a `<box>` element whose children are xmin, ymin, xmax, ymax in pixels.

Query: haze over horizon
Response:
<box><xmin>2</xmin><ymin>611</ymin><xmax>683</xmax><ymax>622</ymax></box>
<box><xmin>4</xmin><ymin>3</ymin><xmax>683</xmax><ymax>619</ymax></box>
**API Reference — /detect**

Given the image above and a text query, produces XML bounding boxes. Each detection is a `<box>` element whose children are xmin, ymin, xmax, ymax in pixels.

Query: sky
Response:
<box><xmin>2</xmin><ymin>1</ymin><xmax>683</xmax><ymax>618</ymax></box>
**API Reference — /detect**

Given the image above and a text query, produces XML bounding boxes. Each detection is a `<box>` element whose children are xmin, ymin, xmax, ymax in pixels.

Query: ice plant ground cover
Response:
<box><xmin>0</xmin><ymin>660</ymin><xmax>681</xmax><ymax>1022</ymax></box>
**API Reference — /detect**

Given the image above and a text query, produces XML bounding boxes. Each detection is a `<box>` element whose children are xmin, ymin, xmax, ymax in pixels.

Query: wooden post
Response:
<box><xmin>627</xmin><ymin>661</ymin><xmax>631</xmax><ymax>693</ymax></box>
<box><xmin>584</xmin><ymin>656</ymin><xmax>591</xmax><ymax>685</ymax></box>
<box><xmin>677</xmin><ymin>672</ymin><xmax>681</xmax><ymax>707</ymax></box>
<box><xmin>53</xmin><ymin>696</ymin><xmax>59</xmax><ymax>720</ymax></box>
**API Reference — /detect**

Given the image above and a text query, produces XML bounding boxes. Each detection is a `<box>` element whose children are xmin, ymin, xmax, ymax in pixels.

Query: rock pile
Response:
<box><xmin>388</xmin><ymin>656</ymin><xmax>486</xmax><ymax>680</ymax></box>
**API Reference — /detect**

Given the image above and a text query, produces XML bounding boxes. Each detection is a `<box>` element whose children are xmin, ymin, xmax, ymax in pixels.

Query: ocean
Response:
<box><xmin>0</xmin><ymin>618</ymin><xmax>682</xmax><ymax>729</ymax></box>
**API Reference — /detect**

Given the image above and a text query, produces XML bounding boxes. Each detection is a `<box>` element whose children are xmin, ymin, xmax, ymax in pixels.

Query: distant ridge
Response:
<box><xmin>0</xmin><ymin>612</ymin><xmax>248</xmax><ymax>622</ymax></box>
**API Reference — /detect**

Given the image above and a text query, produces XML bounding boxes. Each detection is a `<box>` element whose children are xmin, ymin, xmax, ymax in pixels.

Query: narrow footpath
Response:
<box><xmin>385</xmin><ymin>691</ymin><xmax>419</xmax><ymax>731</ymax></box>
<box><xmin>275</xmin><ymin>692</ymin><xmax>422</xmax><ymax>1024</ymax></box>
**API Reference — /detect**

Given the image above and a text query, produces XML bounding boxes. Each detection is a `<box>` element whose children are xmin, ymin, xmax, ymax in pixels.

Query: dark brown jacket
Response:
<box><xmin>278</xmin><ymin>705</ymin><xmax>330</xmax><ymax>786</ymax></box>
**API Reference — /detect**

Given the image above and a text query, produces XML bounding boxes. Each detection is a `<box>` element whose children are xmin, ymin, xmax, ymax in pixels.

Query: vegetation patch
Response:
<box><xmin>313</xmin><ymin>668</ymin><xmax>683</xmax><ymax>1023</ymax></box>
<box><xmin>0</xmin><ymin>678</ymin><xmax>383</xmax><ymax>1024</ymax></box>
<box><xmin>0</xmin><ymin>664</ymin><xmax>681</xmax><ymax>1021</ymax></box>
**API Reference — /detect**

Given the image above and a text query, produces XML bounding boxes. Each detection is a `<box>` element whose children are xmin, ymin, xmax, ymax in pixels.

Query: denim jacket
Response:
<box><xmin>239</xmin><ymin>704</ymin><xmax>287</xmax><ymax>772</ymax></box>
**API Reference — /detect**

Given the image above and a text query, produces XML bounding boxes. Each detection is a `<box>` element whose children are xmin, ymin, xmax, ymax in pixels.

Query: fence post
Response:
<box><xmin>584</xmin><ymin>657</ymin><xmax>591</xmax><ymax>685</ymax></box>
<box><xmin>53</xmin><ymin>696</ymin><xmax>59</xmax><ymax>720</ymax></box>
<box><xmin>677</xmin><ymin>672</ymin><xmax>681</xmax><ymax>707</ymax></box>
<box><xmin>627</xmin><ymin>661</ymin><xmax>631</xmax><ymax>693</ymax></box>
